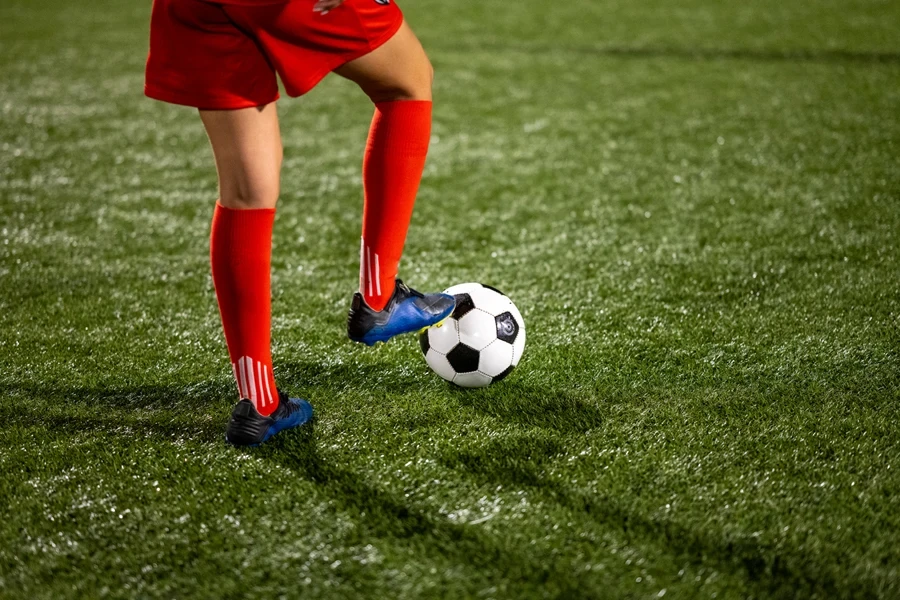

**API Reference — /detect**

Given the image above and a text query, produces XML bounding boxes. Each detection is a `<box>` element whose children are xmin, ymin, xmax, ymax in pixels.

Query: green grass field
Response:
<box><xmin>2</xmin><ymin>0</ymin><xmax>899</xmax><ymax>597</ymax></box>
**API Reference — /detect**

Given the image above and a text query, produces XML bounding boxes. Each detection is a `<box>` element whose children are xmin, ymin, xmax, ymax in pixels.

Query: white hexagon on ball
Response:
<box><xmin>453</xmin><ymin>371</ymin><xmax>493</xmax><ymax>388</ymax></box>
<box><xmin>425</xmin><ymin>350</ymin><xmax>457</xmax><ymax>382</ymax></box>
<box><xmin>478</xmin><ymin>340</ymin><xmax>514</xmax><ymax>378</ymax></box>
<box><xmin>427</xmin><ymin>319</ymin><xmax>460</xmax><ymax>354</ymax></box>
<box><xmin>457</xmin><ymin>309</ymin><xmax>497</xmax><ymax>351</ymax></box>
<box><xmin>471</xmin><ymin>288</ymin><xmax>512</xmax><ymax>316</ymax></box>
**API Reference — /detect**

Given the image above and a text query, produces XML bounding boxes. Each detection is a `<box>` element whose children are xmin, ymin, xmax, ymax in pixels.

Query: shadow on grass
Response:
<box><xmin>0</xmin><ymin>359</ymin><xmax>417</xmax><ymax>440</ymax></box>
<box><xmin>279</xmin><ymin>359</ymin><xmax>612</xmax><ymax>435</ymax></box>
<box><xmin>0</xmin><ymin>362</ymin><xmax>609</xmax><ymax>438</ymax></box>
<box><xmin>449</xmin><ymin>380</ymin><xmax>607</xmax><ymax>434</ymax></box>
<box><xmin>438</xmin><ymin>434</ymin><xmax>865</xmax><ymax>599</ymax></box>
<box><xmin>254</xmin><ymin>424</ymin><xmax>601</xmax><ymax>597</ymax></box>
<box><xmin>0</xmin><ymin>382</ymin><xmax>227</xmax><ymax>443</ymax></box>
<box><xmin>0</xmin><ymin>381</ymin><xmax>229</xmax><ymax>411</ymax></box>
<box><xmin>5</xmin><ymin>376</ymin><xmax>873</xmax><ymax>595</ymax></box>
<box><xmin>1</xmin><ymin>408</ymin><xmax>225</xmax><ymax>445</ymax></box>
<box><xmin>277</xmin><ymin>358</ymin><xmax>425</xmax><ymax>396</ymax></box>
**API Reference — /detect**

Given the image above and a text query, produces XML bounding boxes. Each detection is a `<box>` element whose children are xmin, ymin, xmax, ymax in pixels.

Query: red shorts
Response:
<box><xmin>145</xmin><ymin>0</ymin><xmax>404</xmax><ymax>109</ymax></box>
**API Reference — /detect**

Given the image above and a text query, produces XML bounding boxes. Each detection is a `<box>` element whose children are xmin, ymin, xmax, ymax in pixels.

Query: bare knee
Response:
<box><xmin>359</xmin><ymin>57</ymin><xmax>433</xmax><ymax>103</ymax></box>
<box><xmin>334</xmin><ymin>21</ymin><xmax>435</xmax><ymax>103</ymax></box>
<box><xmin>219</xmin><ymin>182</ymin><xmax>280</xmax><ymax>210</ymax></box>
<box><xmin>200</xmin><ymin>103</ymin><xmax>283</xmax><ymax>210</ymax></box>
<box><xmin>217</xmin><ymin>148</ymin><xmax>282</xmax><ymax>210</ymax></box>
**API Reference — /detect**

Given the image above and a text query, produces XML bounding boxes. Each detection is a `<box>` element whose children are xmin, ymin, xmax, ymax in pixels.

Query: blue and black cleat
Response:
<box><xmin>225</xmin><ymin>390</ymin><xmax>313</xmax><ymax>447</ymax></box>
<box><xmin>347</xmin><ymin>279</ymin><xmax>455</xmax><ymax>346</ymax></box>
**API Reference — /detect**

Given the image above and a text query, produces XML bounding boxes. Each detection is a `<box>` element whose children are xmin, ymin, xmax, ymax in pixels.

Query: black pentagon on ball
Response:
<box><xmin>452</xmin><ymin>293</ymin><xmax>475</xmax><ymax>320</ymax></box>
<box><xmin>446</xmin><ymin>343</ymin><xmax>480</xmax><ymax>373</ymax></box>
<box><xmin>419</xmin><ymin>331</ymin><xmax>430</xmax><ymax>355</ymax></box>
<box><xmin>492</xmin><ymin>365</ymin><xmax>515</xmax><ymax>383</ymax></box>
<box><xmin>495</xmin><ymin>311</ymin><xmax>520</xmax><ymax>343</ymax></box>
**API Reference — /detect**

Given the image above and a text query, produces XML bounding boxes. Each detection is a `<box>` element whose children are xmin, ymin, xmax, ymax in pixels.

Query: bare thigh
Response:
<box><xmin>199</xmin><ymin>103</ymin><xmax>283</xmax><ymax>210</ymax></box>
<box><xmin>334</xmin><ymin>20</ymin><xmax>433</xmax><ymax>103</ymax></box>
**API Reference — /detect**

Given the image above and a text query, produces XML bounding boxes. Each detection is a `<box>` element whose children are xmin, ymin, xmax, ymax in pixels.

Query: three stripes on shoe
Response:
<box><xmin>231</xmin><ymin>356</ymin><xmax>275</xmax><ymax>409</ymax></box>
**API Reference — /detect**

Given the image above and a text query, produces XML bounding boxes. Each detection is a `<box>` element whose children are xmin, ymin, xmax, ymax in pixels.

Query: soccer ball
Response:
<box><xmin>419</xmin><ymin>283</ymin><xmax>526</xmax><ymax>388</ymax></box>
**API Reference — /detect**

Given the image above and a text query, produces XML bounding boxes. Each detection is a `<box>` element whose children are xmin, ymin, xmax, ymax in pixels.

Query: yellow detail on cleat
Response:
<box><xmin>418</xmin><ymin>316</ymin><xmax>449</xmax><ymax>337</ymax></box>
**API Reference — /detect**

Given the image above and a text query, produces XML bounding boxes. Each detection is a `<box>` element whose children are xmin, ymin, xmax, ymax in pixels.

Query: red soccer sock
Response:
<box><xmin>210</xmin><ymin>202</ymin><xmax>279</xmax><ymax>416</ymax></box>
<box><xmin>359</xmin><ymin>100</ymin><xmax>432</xmax><ymax>311</ymax></box>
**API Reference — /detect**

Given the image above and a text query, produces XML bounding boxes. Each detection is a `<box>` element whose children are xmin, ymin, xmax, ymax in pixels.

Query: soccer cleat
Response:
<box><xmin>225</xmin><ymin>390</ymin><xmax>313</xmax><ymax>447</ymax></box>
<box><xmin>347</xmin><ymin>279</ymin><xmax>455</xmax><ymax>346</ymax></box>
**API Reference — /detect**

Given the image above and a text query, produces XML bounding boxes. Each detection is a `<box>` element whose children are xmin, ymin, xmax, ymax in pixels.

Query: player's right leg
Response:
<box><xmin>200</xmin><ymin>105</ymin><xmax>313</xmax><ymax>446</ymax></box>
<box><xmin>144</xmin><ymin>0</ymin><xmax>311</xmax><ymax>445</ymax></box>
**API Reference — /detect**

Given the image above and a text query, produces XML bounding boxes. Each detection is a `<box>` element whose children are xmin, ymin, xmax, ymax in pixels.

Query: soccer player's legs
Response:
<box><xmin>200</xmin><ymin>105</ymin><xmax>312</xmax><ymax>445</ymax></box>
<box><xmin>215</xmin><ymin>2</ymin><xmax>452</xmax><ymax>343</ymax></box>
<box><xmin>337</xmin><ymin>22</ymin><xmax>455</xmax><ymax>345</ymax></box>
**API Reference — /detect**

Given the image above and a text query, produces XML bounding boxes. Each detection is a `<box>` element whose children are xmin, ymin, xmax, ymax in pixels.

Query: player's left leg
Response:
<box><xmin>200</xmin><ymin>104</ymin><xmax>313</xmax><ymax>446</ymax></box>
<box><xmin>336</xmin><ymin>21</ymin><xmax>455</xmax><ymax>346</ymax></box>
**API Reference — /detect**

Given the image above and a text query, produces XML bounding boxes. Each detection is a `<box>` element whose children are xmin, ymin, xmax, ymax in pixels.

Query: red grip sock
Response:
<box><xmin>210</xmin><ymin>202</ymin><xmax>280</xmax><ymax>416</ymax></box>
<box><xmin>359</xmin><ymin>100</ymin><xmax>432</xmax><ymax>311</ymax></box>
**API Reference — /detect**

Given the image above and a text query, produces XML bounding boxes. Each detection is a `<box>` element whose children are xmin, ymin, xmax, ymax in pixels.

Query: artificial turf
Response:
<box><xmin>1</xmin><ymin>0</ymin><xmax>899</xmax><ymax>598</ymax></box>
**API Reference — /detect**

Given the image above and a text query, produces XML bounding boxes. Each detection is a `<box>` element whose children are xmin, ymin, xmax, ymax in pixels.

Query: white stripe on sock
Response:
<box><xmin>256</xmin><ymin>361</ymin><xmax>265</xmax><ymax>408</ymax></box>
<box><xmin>232</xmin><ymin>362</ymin><xmax>241</xmax><ymax>397</ymax></box>
<box><xmin>359</xmin><ymin>237</ymin><xmax>366</xmax><ymax>295</ymax></box>
<box><xmin>366</xmin><ymin>246</ymin><xmax>373</xmax><ymax>297</ymax></box>
<box><xmin>374</xmin><ymin>252</ymin><xmax>381</xmax><ymax>296</ymax></box>
<box><xmin>245</xmin><ymin>357</ymin><xmax>257</xmax><ymax>404</ymax></box>
<box><xmin>263</xmin><ymin>364</ymin><xmax>273</xmax><ymax>406</ymax></box>
<box><xmin>238</xmin><ymin>359</ymin><xmax>249</xmax><ymax>400</ymax></box>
